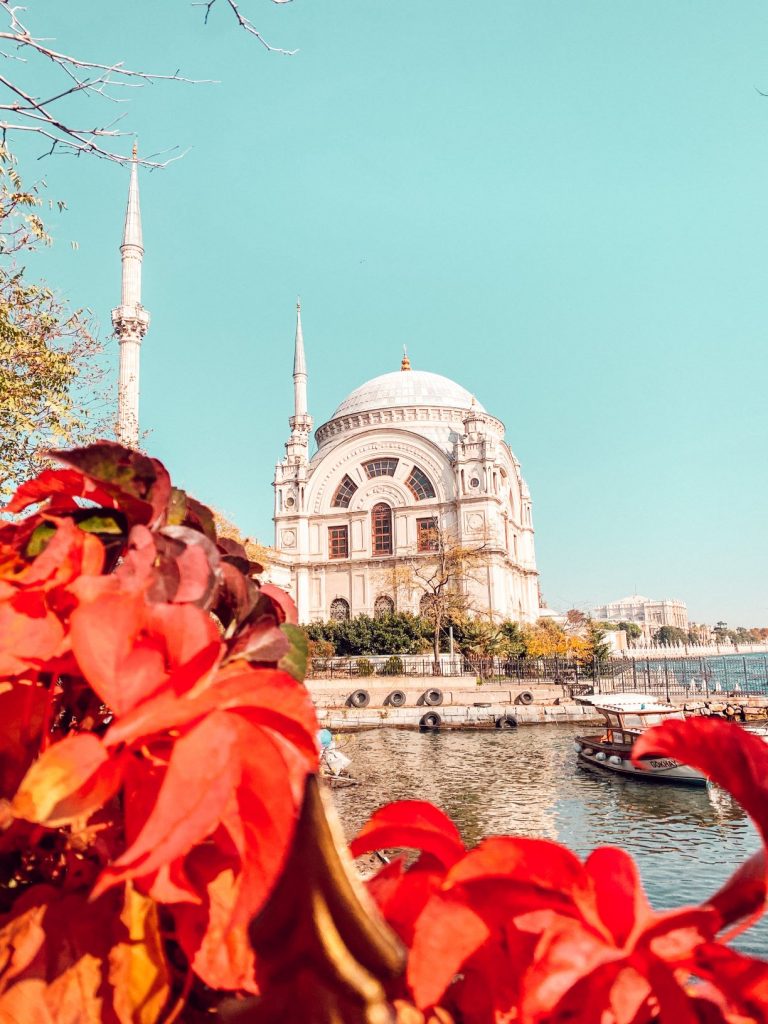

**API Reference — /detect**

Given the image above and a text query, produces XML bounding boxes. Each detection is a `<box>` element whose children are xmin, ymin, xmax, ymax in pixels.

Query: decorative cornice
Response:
<box><xmin>315</xmin><ymin>405</ymin><xmax>505</xmax><ymax>448</ymax></box>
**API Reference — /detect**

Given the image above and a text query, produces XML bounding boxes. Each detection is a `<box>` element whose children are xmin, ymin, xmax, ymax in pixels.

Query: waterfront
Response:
<box><xmin>333</xmin><ymin>724</ymin><xmax>768</xmax><ymax>956</ymax></box>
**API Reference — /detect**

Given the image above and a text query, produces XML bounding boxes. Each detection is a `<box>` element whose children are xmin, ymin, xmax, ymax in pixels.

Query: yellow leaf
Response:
<box><xmin>108</xmin><ymin>885</ymin><xmax>170</xmax><ymax>1024</ymax></box>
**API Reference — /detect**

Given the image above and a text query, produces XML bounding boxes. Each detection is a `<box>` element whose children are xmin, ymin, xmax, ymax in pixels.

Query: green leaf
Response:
<box><xmin>25</xmin><ymin>522</ymin><xmax>56</xmax><ymax>557</ymax></box>
<box><xmin>166</xmin><ymin>487</ymin><xmax>188</xmax><ymax>526</ymax></box>
<box><xmin>278</xmin><ymin>624</ymin><xmax>308</xmax><ymax>683</ymax></box>
<box><xmin>74</xmin><ymin>513</ymin><xmax>124</xmax><ymax>535</ymax></box>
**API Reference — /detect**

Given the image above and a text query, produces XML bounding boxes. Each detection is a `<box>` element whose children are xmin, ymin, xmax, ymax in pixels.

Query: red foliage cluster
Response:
<box><xmin>352</xmin><ymin>719</ymin><xmax>768</xmax><ymax>1023</ymax></box>
<box><xmin>2</xmin><ymin>443</ymin><xmax>768</xmax><ymax>1023</ymax></box>
<box><xmin>0</xmin><ymin>443</ymin><xmax>318</xmax><ymax>1019</ymax></box>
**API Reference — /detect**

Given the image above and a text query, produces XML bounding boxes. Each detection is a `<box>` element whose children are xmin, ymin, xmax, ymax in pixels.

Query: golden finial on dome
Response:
<box><xmin>400</xmin><ymin>345</ymin><xmax>411</xmax><ymax>372</ymax></box>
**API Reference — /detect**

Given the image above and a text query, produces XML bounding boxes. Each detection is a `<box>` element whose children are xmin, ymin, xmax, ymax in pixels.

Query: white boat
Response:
<box><xmin>574</xmin><ymin>694</ymin><xmax>707</xmax><ymax>787</ymax></box>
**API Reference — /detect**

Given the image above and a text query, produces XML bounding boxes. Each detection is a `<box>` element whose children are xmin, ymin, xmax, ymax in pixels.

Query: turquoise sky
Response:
<box><xmin>14</xmin><ymin>1</ymin><xmax>768</xmax><ymax>625</ymax></box>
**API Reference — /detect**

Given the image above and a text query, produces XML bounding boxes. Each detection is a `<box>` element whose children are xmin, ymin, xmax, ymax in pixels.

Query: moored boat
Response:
<box><xmin>574</xmin><ymin>694</ymin><xmax>707</xmax><ymax>786</ymax></box>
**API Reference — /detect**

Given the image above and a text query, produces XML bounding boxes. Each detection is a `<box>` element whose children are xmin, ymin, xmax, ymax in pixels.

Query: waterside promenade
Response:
<box><xmin>307</xmin><ymin>676</ymin><xmax>768</xmax><ymax>732</ymax></box>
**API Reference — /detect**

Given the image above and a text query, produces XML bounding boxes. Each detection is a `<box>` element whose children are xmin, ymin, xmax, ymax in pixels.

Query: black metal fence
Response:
<box><xmin>307</xmin><ymin>653</ymin><xmax>768</xmax><ymax>696</ymax></box>
<box><xmin>596</xmin><ymin>654</ymin><xmax>768</xmax><ymax>700</ymax></box>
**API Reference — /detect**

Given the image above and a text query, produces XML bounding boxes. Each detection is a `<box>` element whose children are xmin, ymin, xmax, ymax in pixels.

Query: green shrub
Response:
<box><xmin>381</xmin><ymin>655</ymin><xmax>404</xmax><ymax>676</ymax></box>
<box><xmin>355</xmin><ymin>657</ymin><xmax>374</xmax><ymax>677</ymax></box>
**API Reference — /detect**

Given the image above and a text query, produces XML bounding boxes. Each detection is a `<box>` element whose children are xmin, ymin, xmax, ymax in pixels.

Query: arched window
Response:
<box><xmin>406</xmin><ymin>465</ymin><xmax>436</xmax><ymax>500</ymax></box>
<box><xmin>332</xmin><ymin>475</ymin><xmax>358</xmax><ymax>508</ymax></box>
<box><xmin>330</xmin><ymin>598</ymin><xmax>351</xmax><ymax>621</ymax></box>
<box><xmin>364</xmin><ymin>458</ymin><xmax>399</xmax><ymax>478</ymax></box>
<box><xmin>371</xmin><ymin>503</ymin><xmax>393</xmax><ymax>556</ymax></box>
<box><xmin>374</xmin><ymin>595</ymin><xmax>395</xmax><ymax>618</ymax></box>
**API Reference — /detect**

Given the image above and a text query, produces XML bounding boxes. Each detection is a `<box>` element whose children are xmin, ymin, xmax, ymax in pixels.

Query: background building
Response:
<box><xmin>590</xmin><ymin>595</ymin><xmax>689</xmax><ymax>642</ymax></box>
<box><xmin>272</xmin><ymin>306</ymin><xmax>540</xmax><ymax>623</ymax></box>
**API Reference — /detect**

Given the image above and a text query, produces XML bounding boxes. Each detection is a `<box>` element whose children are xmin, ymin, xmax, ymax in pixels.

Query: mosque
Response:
<box><xmin>113</xmin><ymin>159</ymin><xmax>540</xmax><ymax>625</ymax></box>
<box><xmin>271</xmin><ymin>305</ymin><xmax>540</xmax><ymax>624</ymax></box>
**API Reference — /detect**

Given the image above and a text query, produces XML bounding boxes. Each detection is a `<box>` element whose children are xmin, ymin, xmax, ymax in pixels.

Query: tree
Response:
<box><xmin>653</xmin><ymin>625</ymin><xmax>688</xmax><ymax>647</ymax></box>
<box><xmin>0</xmin><ymin>146</ymin><xmax>106</xmax><ymax>497</ymax></box>
<box><xmin>714</xmin><ymin>620</ymin><xmax>729</xmax><ymax>642</ymax></box>
<box><xmin>617</xmin><ymin>620</ymin><xmax>642</xmax><ymax>644</ymax></box>
<box><xmin>386</xmin><ymin>523</ymin><xmax>492</xmax><ymax>667</ymax></box>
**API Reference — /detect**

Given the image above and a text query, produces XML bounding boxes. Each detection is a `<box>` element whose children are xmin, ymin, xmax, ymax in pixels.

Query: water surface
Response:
<box><xmin>332</xmin><ymin>725</ymin><xmax>767</xmax><ymax>955</ymax></box>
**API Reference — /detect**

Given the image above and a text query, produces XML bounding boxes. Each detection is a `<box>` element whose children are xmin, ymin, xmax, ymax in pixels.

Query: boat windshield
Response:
<box><xmin>602</xmin><ymin>708</ymin><xmax>684</xmax><ymax>731</ymax></box>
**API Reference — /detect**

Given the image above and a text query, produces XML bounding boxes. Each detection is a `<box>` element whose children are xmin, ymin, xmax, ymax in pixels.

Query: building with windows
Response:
<box><xmin>590</xmin><ymin>595</ymin><xmax>689</xmax><ymax>641</ymax></box>
<box><xmin>271</xmin><ymin>304</ymin><xmax>540</xmax><ymax>623</ymax></box>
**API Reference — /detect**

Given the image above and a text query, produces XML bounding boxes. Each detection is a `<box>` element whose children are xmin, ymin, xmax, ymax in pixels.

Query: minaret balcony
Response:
<box><xmin>111</xmin><ymin>304</ymin><xmax>151</xmax><ymax>330</ymax></box>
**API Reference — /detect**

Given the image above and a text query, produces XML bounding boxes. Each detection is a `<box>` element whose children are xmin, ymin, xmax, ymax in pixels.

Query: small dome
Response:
<box><xmin>331</xmin><ymin>370</ymin><xmax>482</xmax><ymax>419</ymax></box>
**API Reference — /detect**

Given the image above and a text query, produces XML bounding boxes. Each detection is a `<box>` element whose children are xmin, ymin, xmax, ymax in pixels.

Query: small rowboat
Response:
<box><xmin>574</xmin><ymin>694</ymin><xmax>706</xmax><ymax>787</ymax></box>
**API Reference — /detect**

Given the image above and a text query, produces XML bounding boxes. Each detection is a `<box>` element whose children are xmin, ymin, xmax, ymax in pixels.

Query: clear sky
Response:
<box><xmin>12</xmin><ymin>0</ymin><xmax>768</xmax><ymax>625</ymax></box>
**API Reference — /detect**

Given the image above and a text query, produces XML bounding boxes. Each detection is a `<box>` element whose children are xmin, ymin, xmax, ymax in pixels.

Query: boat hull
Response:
<box><xmin>575</xmin><ymin>738</ymin><xmax>706</xmax><ymax>787</ymax></box>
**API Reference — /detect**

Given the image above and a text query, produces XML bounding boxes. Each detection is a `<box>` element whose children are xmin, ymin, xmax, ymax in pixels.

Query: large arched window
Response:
<box><xmin>364</xmin><ymin>458</ymin><xmax>399</xmax><ymax>478</ymax></box>
<box><xmin>332</xmin><ymin>475</ymin><xmax>358</xmax><ymax>508</ymax></box>
<box><xmin>330</xmin><ymin>597</ymin><xmax>351</xmax><ymax>621</ymax></box>
<box><xmin>374</xmin><ymin>595</ymin><xmax>395</xmax><ymax>618</ymax></box>
<box><xmin>371</xmin><ymin>503</ymin><xmax>393</xmax><ymax>556</ymax></box>
<box><xmin>406</xmin><ymin>465</ymin><xmax>436</xmax><ymax>500</ymax></box>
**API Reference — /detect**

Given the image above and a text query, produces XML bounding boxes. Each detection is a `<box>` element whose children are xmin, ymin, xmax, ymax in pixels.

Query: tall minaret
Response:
<box><xmin>284</xmin><ymin>299</ymin><xmax>312</xmax><ymax>463</ymax></box>
<box><xmin>112</xmin><ymin>143</ymin><xmax>150</xmax><ymax>447</ymax></box>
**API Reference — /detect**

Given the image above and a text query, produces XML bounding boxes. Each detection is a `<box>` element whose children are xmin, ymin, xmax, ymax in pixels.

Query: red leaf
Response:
<box><xmin>584</xmin><ymin>846</ymin><xmax>652</xmax><ymax>947</ymax></box>
<box><xmin>634</xmin><ymin>718</ymin><xmax>768</xmax><ymax>930</ymax></box>
<box><xmin>259</xmin><ymin>583</ymin><xmax>298</xmax><ymax>625</ymax></box>
<box><xmin>407</xmin><ymin>895</ymin><xmax>490</xmax><ymax>1010</ymax></box>
<box><xmin>350</xmin><ymin>801</ymin><xmax>465</xmax><ymax>870</ymax></box>
<box><xmin>54</xmin><ymin>442</ymin><xmax>171</xmax><ymax>526</ymax></box>
<box><xmin>92</xmin><ymin>710</ymin><xmax>243</xmax><ymax>897</ymax></box>
<box><xmin>634</xmin><ymin>719</ymin><xmax>768</xmax><ymax>846</ymax></box>
<box><xmin>693</xmin><ymin>943</ymin><xmax>768</xmax><ymax>1019</ymax></box>
<box><xmin>0</xmin><ymin>596</ymin><xmax>64</xmax><ymax>677</ymax></box>
<box><xmin>443</xmin><ymin>836</ymin><xmax>594</xmax><ymax>926</ymax></box>
<box><xmin>3</xmin><ymin>468</ymin><xmax>118</xmax><ymax>515</ymax></box>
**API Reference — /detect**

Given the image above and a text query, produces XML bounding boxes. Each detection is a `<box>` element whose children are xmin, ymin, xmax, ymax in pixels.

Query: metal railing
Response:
<box><xmin>306</xmin><ymin>653</ymin><xmax>768</xmax><ymax>696</ymax></box>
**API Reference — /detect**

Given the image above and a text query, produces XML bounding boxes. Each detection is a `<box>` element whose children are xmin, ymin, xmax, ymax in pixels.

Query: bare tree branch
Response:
<box><xmin>0</xmin><ymin>0</ymin><xmax>296</xmax><ymax>167</ymax></box>
<box><xmin>195</xmin><ymin>0</ymin><xmax>297</xmax><ymax>55</ymax></box>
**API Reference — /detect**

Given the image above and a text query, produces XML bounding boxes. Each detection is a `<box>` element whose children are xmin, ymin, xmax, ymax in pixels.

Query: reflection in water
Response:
<box><xmin>332</xmin><ymin>725</ymin><xmax>768</xmax><ymax>957</ymax></box>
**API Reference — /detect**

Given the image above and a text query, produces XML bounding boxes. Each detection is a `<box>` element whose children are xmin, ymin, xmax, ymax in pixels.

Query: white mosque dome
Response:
<box><xmin>331</xmin><ymin>369</ymin><xmax>483</xmax><ymax>419</ymax></box>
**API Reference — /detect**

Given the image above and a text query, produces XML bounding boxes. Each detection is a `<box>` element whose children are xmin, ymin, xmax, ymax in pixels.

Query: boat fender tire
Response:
<box><xmin>495</xmin><ymin>714</ymin><xmax>517</xmax><ymax>729</ymax></box>
<box><xmin>386</xmin><ymin>690</ymin><xmax>407</xmax><ymax>708</ymax></box>
<box><xmin>515</xmin><ymin>690</ymin><xmax>534</xmax><ymax>706</ymax></box>
<box><xmin>724</xmin><ymin>704</ymin><xmax>736</xmax><ymax>720</ymax></box>
<box><xmin>420</xmin><ymin>711</ymin><xmax>442</xmax><ymax>730</ymax></box>
<box><xmin>347</xmin><ymin>689</ymin><xmax>370</xmax><ymax>709</ymax></box>
<box><xmin>423</xmin><ymin>688</ymin><xmax>444</xmax><ymax>707</ymax></box>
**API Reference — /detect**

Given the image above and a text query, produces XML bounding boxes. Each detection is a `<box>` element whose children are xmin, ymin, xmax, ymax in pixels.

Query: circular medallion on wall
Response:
<box><xmin>281</xmin><ymin>529</ymin><xmax>297</xmax><ymax>548</ymax></box>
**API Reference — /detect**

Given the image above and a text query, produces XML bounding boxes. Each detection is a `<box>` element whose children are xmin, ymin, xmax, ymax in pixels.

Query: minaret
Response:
<box><xmin>285</xmin><ymin>299</ymin><xmax>312</xmax><ymax>463</ymax></box>
<box><xmin>112</xmin><ymin>142</ymin><xmax>150</xmax><ymax>447</ymax></box>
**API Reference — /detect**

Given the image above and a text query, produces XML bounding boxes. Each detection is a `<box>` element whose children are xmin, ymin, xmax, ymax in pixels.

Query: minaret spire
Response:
<box><xmin>293</xmin><ymin>298</ymin><xmax>307</xmax><ymax>414</ymax></box>
<box><xmin>285</xmin><ymin>299</ymin><xmax>312</xmax><ymax>464</ymax></box>
<box><xmin>112</xmin><ymin>142</ymin><xmax>150</xmax><ymax>447</ymax></box>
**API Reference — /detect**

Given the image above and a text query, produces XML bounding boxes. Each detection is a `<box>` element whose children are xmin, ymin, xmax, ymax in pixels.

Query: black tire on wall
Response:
<box><xmin>495</xmin><ymin>714</ymin><xmax>518</xmax><ymax>729</ymax></box>
<box><xmin>423</xmin><ymin>688</ymin><xmax>444</xmax><ymax>707</ymax></box>
<box><xmin>386</xmin><ymin>690</ymin><xmax>407</xmax><ymax>707</ymax></box>
<box><xmin>348</xmin><ymin>689</ymin><xmax>371</xmax><ymax>709</ymax></box>
<box><xmin>420</xmin><ymin>711</ymin><xmax>442</xmax><ymax>729</ymax></box>
<box><xmin>516</xmin><ymin>690</ymin><xmax>534</xmax><ymax>706</ymax></box>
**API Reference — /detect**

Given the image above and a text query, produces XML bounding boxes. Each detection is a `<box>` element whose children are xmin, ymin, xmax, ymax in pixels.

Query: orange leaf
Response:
<box><xmin>12</xmin><ymin>734</ymin><xmax>124</xmax><ymax>828</ymax></box>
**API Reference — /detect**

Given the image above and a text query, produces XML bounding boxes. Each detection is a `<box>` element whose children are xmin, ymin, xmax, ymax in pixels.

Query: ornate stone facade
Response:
<box><xmin>272</xmin><ymin>314</ymin><xmax>540</xmax><ymax>624</ymax></box>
